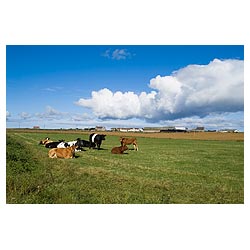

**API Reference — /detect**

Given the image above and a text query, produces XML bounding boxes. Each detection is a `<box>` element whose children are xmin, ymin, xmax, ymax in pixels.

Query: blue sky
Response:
<box><xmin>6</xmin><ymin>45</ymin><xmax>244</xmax><ymax>130</ymax></box>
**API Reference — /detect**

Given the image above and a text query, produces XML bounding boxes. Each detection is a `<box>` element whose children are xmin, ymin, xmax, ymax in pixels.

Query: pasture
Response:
<box><xmin>6</xmin><ymin>130</ymin><xmax>244</xmax><ymax>204</ymax></box>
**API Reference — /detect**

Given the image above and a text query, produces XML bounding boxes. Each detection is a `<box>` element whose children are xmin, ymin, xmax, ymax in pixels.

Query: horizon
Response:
<box><xmin>6</xmin><ymin>45</ymin><xmax>244</xmax><ymax>131</ymax></box>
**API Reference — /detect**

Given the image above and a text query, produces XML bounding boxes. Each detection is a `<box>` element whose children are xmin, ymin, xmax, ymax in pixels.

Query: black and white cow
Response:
<box><xmin>57</xmin><ymin>141</ymin><xmax>70</xmax><ymax>148</ymax></box>
<box><xmin>89</xmin><ymin>133</ymin><xmax>106</xmax><ymax>150</ymax></box>
<box><xmin>76</xmin><ymin>138</ymin><xmax>96</xmax><ymax>149</ymax></box>
<box><xmin>45</xmin><ymin>140</ymin><xmax>65</xmax><ymax>148</ymax></box>
<box><xmin>65</xmin><ymin>140</ymin><xmax>82</xmax><ymax>152</ymax></box>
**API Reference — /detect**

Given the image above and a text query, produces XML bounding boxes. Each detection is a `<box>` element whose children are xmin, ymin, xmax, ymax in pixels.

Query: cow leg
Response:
<box><xmin>133</xmin><ymin>143</ymin><xmax>138</xmax><ymax>151</ymax></box>
<box><xmin>50</xmin><ymin>153</ymin><xmax>57</xmax><ymax>158</ymax></box>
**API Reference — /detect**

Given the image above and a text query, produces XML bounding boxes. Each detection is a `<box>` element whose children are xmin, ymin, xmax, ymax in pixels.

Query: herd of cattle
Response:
<box><xmin>39</xmin><ymin>133</ymin><xmax>139</xmax><ymax>159</ymax></box>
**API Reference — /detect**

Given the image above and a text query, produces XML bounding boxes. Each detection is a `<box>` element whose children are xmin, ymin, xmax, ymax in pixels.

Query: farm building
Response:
<box><xmin>143</xmin><ymin>127</ymin><xmax>161</xmax><ymax>133</ymax></box>
<box><xmin>111</xmin><ymin>127</ymin><xmax>142</xmax><ymax>132</ymax></box>
<box><xmin>160</xmin><ymin>126</ymin><xmax>188</xmax><ymax>133</ymax></box>
<box><xmin>143</xmin><ymin>126</ymin><xmax>188</xmax><ymax>133</ymax></box>
<box><xmin>190</xmin><ymin>127</ymin><xmax>205</xmax><ymax>132</ymax></box>
<box><xmin>95</xmin><ymin>126</ymin><xmax>106</xmax><ymax>131</ymax></box>
<box><xmin>219</xmin><ymin>129</ymin><xmax>239</xmax><ymax>133</ymax></box>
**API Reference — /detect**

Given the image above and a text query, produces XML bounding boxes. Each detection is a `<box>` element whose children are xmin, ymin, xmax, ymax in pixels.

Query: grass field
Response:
<box><xmin>6</xmin><ymin>129</ymin><xmax>244</xmax><ymax>204</ymax></box>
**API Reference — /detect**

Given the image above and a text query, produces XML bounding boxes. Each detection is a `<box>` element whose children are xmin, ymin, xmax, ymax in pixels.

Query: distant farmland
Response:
<box><xmin>6</xmin><ymin>129</ymin><xmax>244</xmax><ymax>204</ymax></box>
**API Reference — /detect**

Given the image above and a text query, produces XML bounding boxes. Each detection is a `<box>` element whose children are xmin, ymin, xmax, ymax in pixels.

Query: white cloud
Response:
<box><xmin>19</xmin><ymin>112</ymin><xmax>31</xmax><ymax>119</ymax></box>
<box><xmin>6</xmin><ymin>111</ymin><xmax>11</xmax><ymax>121</ymax></box>
<box><xmin>77</xmin><ymin>88</ymin><xmax>140</xmax><ymax>119</ymax></box>
<box><xmin>34</xmin><ymin>106</ymin><xmax>63</xmax><ymax>120</ymax></box>
<box><xmin>32</xmin><ymin>106</ymin><xmax>93</xmax><ymax>124</ymax></box>
<box><xmin>76</xmin><ymin>59</ymin><xmax>244</xmax><ymax>122</ymax></box>
<box><xmin>43</xmin><ymin>88</ymin><xmax>56</xmax><ymax>92</ymax></box>
<box><xmin>102</xmin><ymin>48</ymin><xmax>133</xmax><ymax>60</ymax></box>
<box><xmin>6</xmin><ymin>106</ymin><xmax>95</xmax><ymax>129</ymax></box>
<box><xmin>159</xmin><ymin>112</ymin><xmax>244</xmax><ymax>130</ymax></box>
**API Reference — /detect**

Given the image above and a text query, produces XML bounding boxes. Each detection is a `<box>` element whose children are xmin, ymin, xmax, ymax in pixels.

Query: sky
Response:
<box><xmin>6</xmin><ymin>45</ymin><xmax>244</xmax><ymax>131</ymax></box>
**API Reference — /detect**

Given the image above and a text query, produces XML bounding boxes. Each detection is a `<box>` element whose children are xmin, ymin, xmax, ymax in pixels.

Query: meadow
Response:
<box><xmin>6</xmin><ymin>129</ymin><xmax>244</xmax><ymax>204</ymax></box>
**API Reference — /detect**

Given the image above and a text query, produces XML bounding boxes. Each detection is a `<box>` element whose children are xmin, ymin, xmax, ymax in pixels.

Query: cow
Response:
<box><xmin>57</xmin><ymin>141</ymin><xmax>70</xmax><ymax>148</ymax></box>
<box><xmin>89</xmin><ymin>133</ymin><xmax>106</xmax><ymax>150</ymax></box>
<box><xmin>48</xmin><ymin>145</ymin><xmax>78</xmax><ymax>159</ymax></box>
<box><xmin>120</xmin><ymin>137</ymin><xmax>138</xmax><ymax>151</ymax></box>
<box><xmin>76</xmin><ymin>138</ymin><xmax>96</xmax><ymax>149</ymax></box>
<box><xmin>111</xmin><ymin>145</ymin><xmax>128</xmax><ymax>154</ymax></box>
<box><xmin>45</xmin><ymin>140</ymin><xmax>65</xmax><ymax>148</ymax></box>
<box><xmin>39</xmin><ymin>137</ymin><xmax>53</xmax><ymax>145</ymax></box>
<box><xmin>60</xmin><ymin>140</ymin><xmax>82</xmax><ymax>152</ymax></box>
<box><xmin>66</xmin><ymin>140</ymin><xmax>78</xmax><ymax>147</ymax></box>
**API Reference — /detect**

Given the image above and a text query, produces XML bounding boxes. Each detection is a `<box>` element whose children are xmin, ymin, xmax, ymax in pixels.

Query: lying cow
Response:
<box><xmin>57</xmin><ymin>141</ymin><xmax>70</xmax><ymax>148</ymax></box>
<box><xmin>39</xmin><ymin>137</ymin><xmax>53</xmax><ymax>145</ymax></box>
<box><xmin>45</xmin><ymin>140</ymin><xmax>65</xmax><ymax>148</ymax></box>
<box><xmin>111</xmin><ymin>145</ymin><xmax>128</xmax><ymax>154</ymax></box>
<box><xmin>76</xmin><ymin>138</ymin><xmax>96</xmax><ymax>149</ymax></box>
<box><xmin>58</xmin><ymin>140</ymin><xmax>82</xmax><ymax>152</ymax></box>
<box><xmin>48</xmin><ymin>145</ymin><xmax>78</xmax><ymax>159</ymax></box>
<box><xmin>66</xmin><ymin>140</ymin><xmax>78</xmax><ymax>147</ymax></box>
<box><xmin>89</xmin><ymin>133</ymin><xmax>106</xmax><ymax>150</ymax></box>
<box><xmin>120</xmin><ymin>137</ymin><xmax>138</xmax><ymax>151</ymax></box>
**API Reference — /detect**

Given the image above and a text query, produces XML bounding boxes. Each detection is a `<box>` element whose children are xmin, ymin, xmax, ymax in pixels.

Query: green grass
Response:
<box><xmin>6</xmin><ymin>131</ymin><xmax>244</xmax><ymax>204</ymax></box>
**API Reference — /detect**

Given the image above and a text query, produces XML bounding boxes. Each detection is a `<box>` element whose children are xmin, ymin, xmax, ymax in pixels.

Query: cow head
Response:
<box><xmin>100</xmin><ymin>134</ymin><xmax>106</xmax><ymax>140</ymax></box>
<box><xmin>39</xmin><ymin>137</ymin><xmax>50</xmax><ymax>145</ymax></box>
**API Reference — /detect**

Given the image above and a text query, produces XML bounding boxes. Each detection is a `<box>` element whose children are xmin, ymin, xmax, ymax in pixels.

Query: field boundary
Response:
<box><xmin>6</xmin><ymin>129</ymin><xmax>244</xmax><ymax>141</ymax></box>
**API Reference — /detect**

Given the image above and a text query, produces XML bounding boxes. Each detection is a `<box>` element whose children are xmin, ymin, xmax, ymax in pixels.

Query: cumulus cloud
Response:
<box><xmin>102</xmin><ymin>48</ymin><xmax>133</xmax><ymax>60</ymax></box>
<box><xmin>75</xmin><ymin>59</ymin><xmax>243</xmax><ymax>122</ymax></box>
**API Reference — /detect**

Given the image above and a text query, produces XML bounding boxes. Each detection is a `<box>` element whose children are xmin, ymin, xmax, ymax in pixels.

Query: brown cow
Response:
<box><xmin>48</xmin><ymin>145</ymin><xmax>78</xmax><ymax>159</ymax></box>
<box><xmin>111</xmin><ymin>145</ymin><xmax>128</xmax><ymax>154</ymax></box>
<box><xmin>120</xmin><ymin>137</ymin><xmax>138</xmax><ymax>151</ymax></box>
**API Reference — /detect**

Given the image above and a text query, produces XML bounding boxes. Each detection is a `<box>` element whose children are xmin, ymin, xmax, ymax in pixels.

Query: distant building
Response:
<box><xmin>143</xmin><ymin>126</ymin><xmax>188</xmax><ymax>133</ymax></box>
<box><xmin>33</xmin><ymin>126</ymin><xmax>40</xmax><ymax>129</ymax></box>
<box><xmin>219</xmin><ymin>129</ymin><xmax>239</xmax><ymax>133</ymax></box>
<box><xmin>191</xmin><ymin>127</ymin><xmax>205</xmax><ymax>132</ymax></box>
<box><xmin>111</xmin><ymin>127</ymin><xmax>142</xmax><ymax>132</ymax></box>
<box><xmin>143</xmin><ymin>127</ymin><xmax>161</xmax><ymax>133</ymax></box>
<box><xmin>95</xmin><ymin>126</ymin><xmax>106</xmax><ymax>132</ymax></box>
<box><xmin>160</xmin><ymin>126</ymin><xmax>188</xmax><ymax>133</ymax></box>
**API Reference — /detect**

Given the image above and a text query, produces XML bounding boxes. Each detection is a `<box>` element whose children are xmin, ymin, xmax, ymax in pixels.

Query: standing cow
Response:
<box><xmin>89</xmin><ymin>133</ymin><xmax>106</xmax><ymax>150</ymax></box>
<box><xmin>120</xmin><ymin>137</ymin><xmax>138</xmax><ymax>151</ymax></box>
